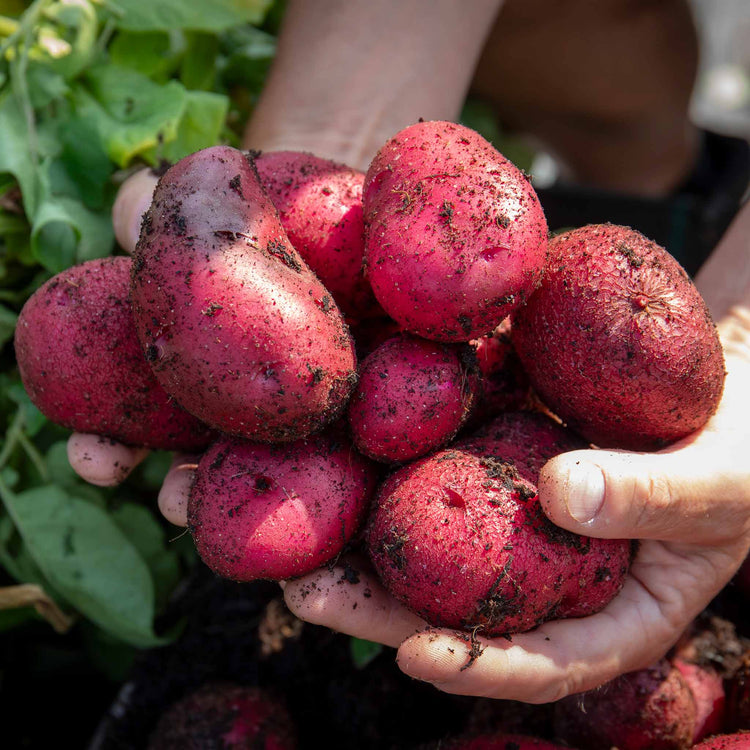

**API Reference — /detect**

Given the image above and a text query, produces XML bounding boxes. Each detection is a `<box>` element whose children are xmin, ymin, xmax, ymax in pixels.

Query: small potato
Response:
<box><xmin>14</xmin><ymin>257</ymin><xmax>212</xmax><ymax>451</ymax></box>
<box><xmin>347</xmin><ymin>333</ymin><xmax>479</xmax><ymax>463</ymax></box>
<box><xmin>189</xmin><ymin>427</ymin><xmax>377</xmax><ymax>582</ymax></box>
<box><xmin>511</xmin><ymin>224</ymin><xmax>726</xmax><ymax>450</ymax></box>
<box><xmin>363</xmin><ymin>120</ymin><xmax>548</xmax><ymax>342</ymax></box>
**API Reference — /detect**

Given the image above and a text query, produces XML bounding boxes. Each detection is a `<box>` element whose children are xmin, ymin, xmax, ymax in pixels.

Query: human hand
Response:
<box><xmin>280</xmin><ymin>203</ymin><xmax>750</xmax><ymax>702</ymax></box>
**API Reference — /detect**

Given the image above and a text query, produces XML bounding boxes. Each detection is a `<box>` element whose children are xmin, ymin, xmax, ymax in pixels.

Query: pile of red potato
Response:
<box><xmin>16</xmin><ymin>120</ymin><xmax>748</xmax><ymax>748</ymax></box>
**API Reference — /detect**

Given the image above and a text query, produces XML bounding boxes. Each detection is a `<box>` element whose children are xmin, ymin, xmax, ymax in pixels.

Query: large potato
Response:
<box><xmin>512</xmin><ymin>224</ymin><xmax>726</xmax><ymax>450</ymax></box>
<box><xmin>363</xmin><ymin>120</ymin><xmax>548</xmax><ymax>342</ymax></box>
<box><xmin>131</xmin><ymin>146</ymin><xmax>358</xmax><ymax>443</ymax></box>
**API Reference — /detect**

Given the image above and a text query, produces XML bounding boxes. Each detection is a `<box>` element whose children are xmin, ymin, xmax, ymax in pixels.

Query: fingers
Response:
<box><xmin>395</xmin><ymin>537</ymin><xmax>742</xmax><ymax>703</ymax></box>
<box><xmin>158</xmin><ymin>453</ymin><xmax>199</xmax><ymax>526</ymax></box>
<box><xmin>283</xmin><ymin>557</ymin><xmax>427</xmax><ymax>648</ymax></box>
<box><xmin>67</xmin><ymin>433</ymin><xmax>149</xmax><ymax>487</ymax></box>
<box><xmin>538</xmin><ymin>441</ymin><xmax>750</xmax><ymax>545</ymax></box>
<box><xmin>112</xmin><ymin>169</ymin><xmax>159</xmax><ymax>253</ymax></box>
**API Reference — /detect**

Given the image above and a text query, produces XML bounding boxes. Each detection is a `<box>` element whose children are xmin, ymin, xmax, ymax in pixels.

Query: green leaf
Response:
<box><xmin>73</xmin><ymin>65</ymin><xmax>187</xmax><ymax>167</ymax></box>
<box><xmin>6</xmin><ymin>384</ymin><xmax>46</xmax><ymax>438</ymax></box>
<box><xmin>219</xmin><ymin>26</ymin><xmax>275</xmax><ymax>91</ymax></box>
<box><xmin>0</xmin><ymin>482</ymin><xmax>169</xmax><ymax>647</ymax></box>
<box><xmin>0</xmin><ymin>303</ymin><xmax>17</xmax><ymax>349</ymax></box>
<box><xmin>110</xmin><ymin>502</ymin><xmax>181</xmax><ymax>612</ymax></box>
<box><xmin>0</xmin><ymin>93</ymin><xmax>39</xmax><ymax>218</ymax></box>
<box><xmin>58</xmin><ymin>115</ymin><xmax>114</xmax><ymax>210</ymax></box>
<box><xmin>143</xmin><ymin>89</ymin><xmax>228</xmax><ymax>164</ymax></box>
<box><xmin>180</xmin><ymin>31</ymin><xmax>219</xmax><ymax>91</ymax></box>
<box><xmin>108</xmin><ymin>30</ymin><xmax>184</xmax><ymax>80</ymax></box>
<box><xmin>31</xmin><ymin>192</ymin><xmax>114</xmax><ymax>273</ymax></box>
<box><xmin>350</xmin><ymin>637</ymin><xmax>383</xmax><ymax>669</ymax></box>
<box><xmin>111</xmin><ymin>0</ymin><xmax>272</xmax><ymax>32</ymax></box>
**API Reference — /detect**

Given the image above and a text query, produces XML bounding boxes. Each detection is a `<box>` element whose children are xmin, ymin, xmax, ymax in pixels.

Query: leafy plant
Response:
<box><xmin>0</xmin><ymin>0</ymin><xmax>277</xmax><ymax>648</ymax></box>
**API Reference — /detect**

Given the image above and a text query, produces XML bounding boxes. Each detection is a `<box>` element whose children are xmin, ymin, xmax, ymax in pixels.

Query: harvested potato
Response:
<box><xmin>131</xmin><ymin>145</ymin><xmax>357</xmax><ymax>443</ymax></box>
<box><xmin>189</xmin><ymin>426</ymin><xmax>377</xmax><ymax>582</ymax></box>
<box><xmin>14</xmin><ymin>257</ymin><xmax>212</xmax><ymax>451</ymax></box>
<box><xmin>512</xmin><ymin>224</ymin><xmax>725</xmax><ymax>450</ymax></box>
<box><xmin>363</xmin><ymin>120</ymin><xmax>548</xmax><ymax>342</ymax></box>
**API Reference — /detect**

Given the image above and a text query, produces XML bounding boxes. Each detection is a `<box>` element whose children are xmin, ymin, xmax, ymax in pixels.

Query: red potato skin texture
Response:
<box><xmin>673</xmin><ymin>658</ymin><xmax>726</xmax><ymax>743</ymax></box>
<box><xmin>189</xmin><ymin>429</ymin><xmax>377</xmax><ymax>582</ymax></box>
<box><xmin>347</xmin><ymin>333</ymin><xmax>479</xmax><ymax>463</ymax></box>
<box><xmin>468</xmin><ymin>318</ymin><xmax>531</xmax><ymax>424</ymax></box>
<box><xmin>460</xmin><ymin>412</ymin><xmax>632</xmax><ymax>619</ymax></box>
<box><xmin>553</xmin><ymin>660</ymin><xmax>697</xmax><ymax>750</ymax></box>
<box><xmin>511</xmin><ymin>224</ymin><xmax>726</xmax><ymax>450</ymax></box>
<box><xmin>462</xmin><ymin>410</ymin><xmax>588</xmax><ymax>483</ymax></box>
<box><xmin>147</xmin><ymin>682</ymin><xmax>296</xmax><ymax>749</ymax></box>
<box><xmin>366</xmin><ymin>443</ymin><xmax>631</xmax><ymax>636</ymax></box>
<box><xmin>255</xmin><ymin>150</ymin><xmax>381</xmax><ymax>322</ymax></box>
<box><xmin>131</xmin><ymin>145</ymin><xmax>357</xmax><ymax>443</ymax></box>
<box><xmin>14</xmin><ymin>257</ymin><xmax>212</xmax><ymax>451</ymax></box>
<box><xmin>363</xmin><ymin>120</ymin><xmax>548</xmax><ymax>342</ymax></box>
<box><xmin>692</xmin><ymin>732</ymin><xmax>750</xmax><ymax>749</ymax></box>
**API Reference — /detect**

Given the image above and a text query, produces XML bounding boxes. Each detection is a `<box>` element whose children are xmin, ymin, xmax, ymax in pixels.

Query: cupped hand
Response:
<box><xmin>280</xmin><ymin>349</ymin><xmax>750</xmax><ymax>702</ymax></box>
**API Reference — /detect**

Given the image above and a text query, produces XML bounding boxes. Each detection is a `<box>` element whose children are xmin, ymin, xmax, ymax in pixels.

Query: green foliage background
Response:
<box><xmin>0</xmin><ymin>0</ymin><xmax>281</xmax><ymax>659</ymax></box>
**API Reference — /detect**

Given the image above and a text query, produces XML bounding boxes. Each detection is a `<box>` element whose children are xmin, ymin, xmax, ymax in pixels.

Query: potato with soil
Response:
<box><xmin>511</xmin><ymin>223</ymin><xmax>725</xmax><ymax>450</ymax></box>
<box><xmin>148</xmin><ymin>682</ymin><xmax>296</xmax><ymax>749</ymax></box>
<box><xmin>131</xmin><ymin>145</ymin><xmax>357</xmax><ymax>443</ymax></box>
<box><xmin>366</xmin><ymin>432</ymin><xmax>632</xmax><ymax>636</ymax></box>
<box><xmin>14</xmin><ymin>256</ymin><xmax>212</xmax><ymax>451</ymax></box>
<box><xmin>363</xmin><ymin>120</ymin><xmax>548</xmax><ymax>342</ymax></box>
<box><xmin>347</xmin><ymin>333</ymin><xmax>479</xmax><ymax>463</ymax></box>
<box><xmin>255</xmin><ymin>150</ymin><xmax>380</xmax><ymax>322</ymax></box>
<box><xmin>422</xmin><ymin>734</ymin><xmax>576</xmax><ymax>749</ymax></box>
<box><xmin>189</xmin><ymin>427</ymin><xmax>377</xmax><ymax>582</ymax></box>
<box><xmin>553</xmin><ymin>659</ymin><xmax>698</xmax><ymax>750</ymax></box>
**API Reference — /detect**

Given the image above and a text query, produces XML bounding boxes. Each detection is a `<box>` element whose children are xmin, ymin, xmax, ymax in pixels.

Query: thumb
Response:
<box><xmin>538</xmin><ymin>442</ymin><xmax>750</xmax><ymax>545</ymax></box>
<box><xmin>112</xmin><ymin>169</ymin><xmax>159</xmax><ymax>254</ymax></box>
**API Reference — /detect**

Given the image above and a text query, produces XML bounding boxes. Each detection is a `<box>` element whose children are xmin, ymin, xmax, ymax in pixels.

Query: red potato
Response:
<box><xmin>511</xmin><ymin>223</ymin><xmax>726</xmax><ymax>450</ymax></box>
<box><xmin>255</xmin><ymin>150</ymin><xmax>381</xmax><ymax>322</ymax></box>
<box><xmin>692</xmin><ymin>732</ymin><xmax>750</xmax><ymax>749</ymax></box>
<box><xmin>462</xmin><ymin>410</ymin><xmax>589</xmax><ymax>483</ymax></box>
<box><xmin>14</xmin><ymin>257</ymin><xmax>212</xmax><ymax>451</ymax></box>
<box><xmin>363</xmin><ymin>120</ymin><xmax>548</xmax><ymax>342</ymax></box>
<box><xmin>131</xmin><ymin>145</ymin><xmax>357</xmax><ymax>443</ymax></box>
<box><xmin>189</xmin><ymin>427</ymin><xmax>377</xmax><ymax>582</ymax></box>
<box><xmin>468</xmin><ymin>318</ymin><xmax>530</xmax><ymax>424</ymax></box>
<box><xmin>673</xmin><ymin>658</ymin><xmax>726</xmax><ymax>743</ymax></box>
<box><xmin>347</xmin><ymin>333</ymin><xmax>479</xmax><ymax>463</ymax></box>
<box><xmin>366</xmin><ymin>438</ymin><xmax>631</xmax><ymax>636</ymax></box>
<box><xmin>553</xmin><ymin>659</ymin><xmax>697</xmax><ymax>750</ymax></box>
<box><xmin>148</xmin><ymin>682</ymin><xmax>296</xmax><ymax>749</ymax></box>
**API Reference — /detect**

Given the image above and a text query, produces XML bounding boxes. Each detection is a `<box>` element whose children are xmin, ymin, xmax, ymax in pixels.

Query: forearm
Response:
<box><xmin>244</xmin><ymin>0</ymin><xmax>503</xmax><ymax>170</ymax></box>
<box><xmin>695</xmin><ymin>200</ymin><xmax>750</xmax><ymax>362</ymax></box>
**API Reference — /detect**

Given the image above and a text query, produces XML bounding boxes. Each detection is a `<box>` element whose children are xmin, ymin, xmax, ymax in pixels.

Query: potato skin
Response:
<box><xmin>511</xmin><ymin>224</ymin><xmax>725</xmax><ymax>450</ymax></box>
<box><xmin>363</xmin><ymin>120</ymin><xmax>548</xmax><ymax>342</ymax></box>
<box><xmin>148</xmin><ymin>682</ymin><xmax>296</xmax><ymax>750</ymax></box>
<box><xmin>255</xmin><ymin>150</ymin><xmax>380</xmax><ymax>322</ymax></box>
<box><xmin>14</xmin><ymin>257</ymin><xmax>212</xmax><ymax>451</ymax></box>
<box><xmin>366</xmin><ymin>441</ymin><xmax>631</xmax><ymax>636</ymax></box>
<box><xmin>189</xmin><ymin>428</ymin><xmax>377</xmax><ymax>582</ymax></box>
<box><xmin>131</xmin><ymin>145</ymin><xmax>357</xmax><ymax>443</ymax></box>
<box><xmin>553</xmin><ymin>660</ymin><xmax>697</xmax><ymax>750</ymax></box>
<box><xmin>347</xmin><ymin>334</ymin><xmax>479</xmax><ymax>463</ymax></box>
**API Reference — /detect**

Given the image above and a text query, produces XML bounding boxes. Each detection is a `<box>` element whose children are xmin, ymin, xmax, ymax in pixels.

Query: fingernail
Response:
<box><xmin>565</xmin><ymin>462</ymin><xmax>605</xmax><ymax>523</ymax></box>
